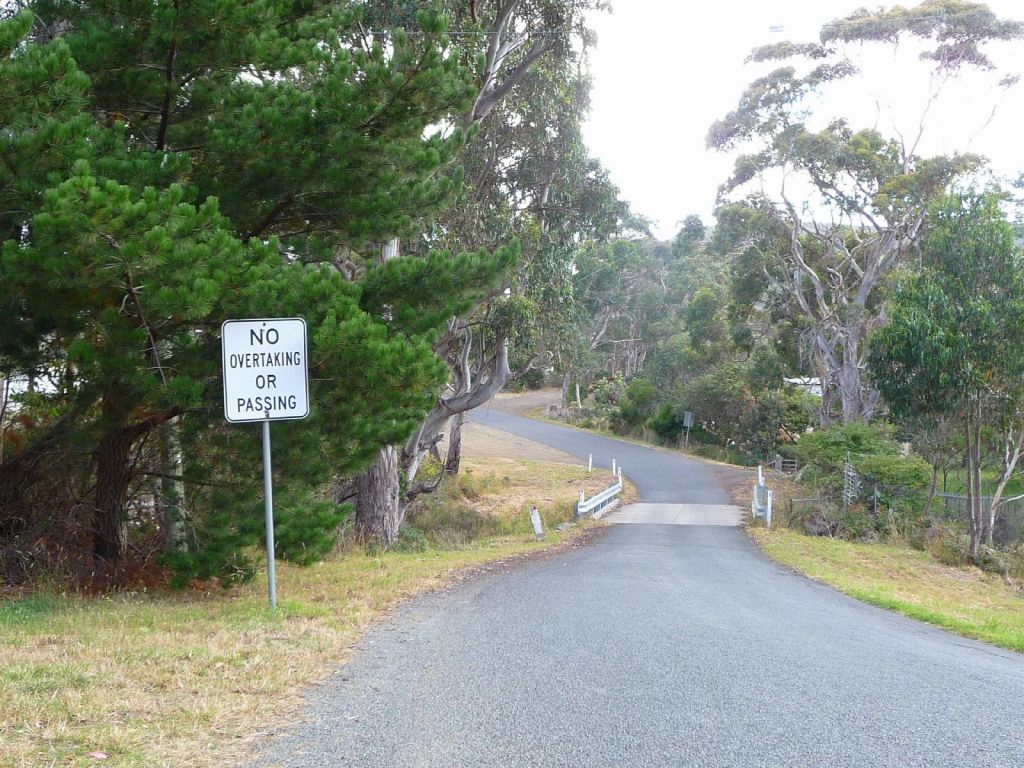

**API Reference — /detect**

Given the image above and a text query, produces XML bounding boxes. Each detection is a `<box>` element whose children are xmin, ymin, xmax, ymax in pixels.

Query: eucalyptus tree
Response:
<box><xmin>868</xmin><ymin>190</ymin><xmax>1024</xmax><ymax>557</ymax></box>
<box><xmin>350</xmin><ymin>0</ymin><xmax>632</xmax><ymax>543</ymax></box>
<box><xmin>708</xmin><ymin>0</ymin><xmax>1022</xmax><ymax>424</ymax></box>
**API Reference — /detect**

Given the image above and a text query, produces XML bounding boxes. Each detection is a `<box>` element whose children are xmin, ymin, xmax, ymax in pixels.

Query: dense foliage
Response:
<box><xmin>0</xmin><ymin>2</ymin><xmax>620</xmax><ymax>585</ymax></box>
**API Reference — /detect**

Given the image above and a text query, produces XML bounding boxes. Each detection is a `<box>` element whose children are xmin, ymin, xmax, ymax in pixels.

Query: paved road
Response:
<box><xmin>472</xmin><ymin>407</ymin><xmax>730</xmax><ymax>504</ymax></box>
<box><xmin>254</xmin><ymin>409</ymin><xmax>1024</xmax><ymax>768</ymax></box>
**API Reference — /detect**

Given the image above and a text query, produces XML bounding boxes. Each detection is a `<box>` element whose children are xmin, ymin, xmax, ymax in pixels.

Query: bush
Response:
<box><xmin>678</xmin><ymin>366</ymin><xmax>751</xmax><ymax>445</ymax></box>
<box><xmin>794</xmin><ymin>421</ymin><xmax>900</xmax><ymax>470</ymax></box>
<box><xmin>920</xmin><ymin>522</ymin><xmax>968</xmax><ymax>566</ymax></box>
<box><xmin>570</xmin><ymin>374</ymin><xmax>627</xmax><ymax>431</ymax></box>
<box><xmin>393</xmin><ymin>525</ymin><xmax>429</xmax><ymax>553</ymax></box>
<box><xmin>648</xmin><ymin>402</ymin><xmax>683</xmax><ymax>443</ymax></box>
<box><xmin>614</xmin><ymin>378</ymin><xmax>657</xmax><ymax>432</ymax></box>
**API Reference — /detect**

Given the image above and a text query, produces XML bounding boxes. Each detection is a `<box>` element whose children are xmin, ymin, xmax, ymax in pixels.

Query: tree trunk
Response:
<box><xmin>923</xmin><ymin>464</ymin><xmax>939</xmax><ymax>518</ymax></box>
<box><xmin>986</xmin><ymin>425</ymin><xmax>1024</xmax><ymax>548</ymax></box>
<box><xmin>355</xmin><ymin>446</ymin><xmax>402</xmax><ymax>545</ymax></box>
<box><xmin>561</xmin><ymin>371</ymin><xmax>571</xmax><ymax>409</ymax></box>
<box><xmin>965</xmin><ymin>407</ymin><xmax>982</xmax><ymax>559</ymax></box>
<box><xmin>93</xmin><ymin>425</ymin><xmax>136</xmax><ymax>562</ymax></box>
<box><xmin>839</xmin><ymin>358</ymin><xmax>863</xmax><ymax>425</ymax></box>
<box><xmin>157</xmin><ymin>418</ymin><xmax>185</xmax><ymax>554</ymax></box>
<box><xmin>444</xmin><ymin>414</ymin><xmax>464</xmax><ymax>475</ymax></box>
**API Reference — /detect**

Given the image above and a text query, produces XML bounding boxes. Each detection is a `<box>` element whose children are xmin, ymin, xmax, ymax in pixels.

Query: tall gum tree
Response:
<box><xmin>351</xmin><ymin>0</ymin><xmax>630</xmax><ymax>544</ymax></box>
<box><xmin>707</xmin><ymin>0</ymin><xmax>1022</xmax><ymax>425</ymax></box>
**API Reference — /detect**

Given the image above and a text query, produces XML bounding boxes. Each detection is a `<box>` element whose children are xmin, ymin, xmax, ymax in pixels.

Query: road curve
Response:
<box><xmin>253</xmin><ymin>409</ymin><xmax>1024</xmax><ymax>768</ymax></box>
<box><xmin>471</xmin><ymin>406</ymin><xmax>730</xmax><ymax>504</ymax></box>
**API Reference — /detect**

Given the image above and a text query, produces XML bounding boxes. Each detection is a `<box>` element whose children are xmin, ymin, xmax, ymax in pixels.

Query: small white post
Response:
<box><xmin>758</xmin><ymin>465</ymin><xmax>764</xmax><ymax>485</ymax></box>
<box><xmin>766</xmin><ymin>490</ymin><xmax>773</xmax><ymax>529</ymax></box>
<box><xmin>529</xmin><ymin>505</ymin><xmax>544</xmax><ymax>540</ymax></box>
<box><xmin>617</xmin><ymin>467</ymin><xmax>623</xmax><ymax>484</ymax></box>
<box><xmin>588</xmin><ymin>454</ymin><xmax>593</xmax><ymax>472</ymax></box>
<box><xmin>612</xmin><ymin>458</ymin><xmax>617</xmax><ymax>475</ymax></box>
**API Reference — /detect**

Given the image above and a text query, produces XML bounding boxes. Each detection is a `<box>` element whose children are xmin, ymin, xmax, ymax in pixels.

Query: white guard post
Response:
<box><xmin>752</xmin><ymin>465</ymin><xmax>773</xmax><ymax>529</ymax></box>
<box><xmin>222</xmin><ymin>318</ymin><xmax>309</xmax><ymax>610</ymax></box>
<box><xmin>529</xmin><ymin>506</ymin><xmax>544</xmax><ymax>540</ymax></box>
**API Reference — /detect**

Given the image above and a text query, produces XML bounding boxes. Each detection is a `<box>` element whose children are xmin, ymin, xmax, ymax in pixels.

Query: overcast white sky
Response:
<box><xmin>582</xmin><ymin>0</ymin><xmax>1024</xmax><ymax>239</ymax></box>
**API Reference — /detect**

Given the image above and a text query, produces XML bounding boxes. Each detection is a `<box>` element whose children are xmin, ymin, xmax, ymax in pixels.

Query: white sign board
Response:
<box><xmin>222</xmin><ymin>318</ymin><xmax>309</xmax><ymax>423</ymax></box>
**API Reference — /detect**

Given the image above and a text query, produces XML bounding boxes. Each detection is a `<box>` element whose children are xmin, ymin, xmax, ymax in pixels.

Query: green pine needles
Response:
<box><xmin>0</xmin><ymin>4</ymin><xmax>511</xmax><ymax>585</ymax></box>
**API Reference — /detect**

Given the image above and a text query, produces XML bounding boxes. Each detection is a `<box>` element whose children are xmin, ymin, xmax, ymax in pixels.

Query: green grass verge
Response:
<box><xmin>750</xmin><ymin>528</ymin><xmax>1024</xmax><ymax>653</ymax></box>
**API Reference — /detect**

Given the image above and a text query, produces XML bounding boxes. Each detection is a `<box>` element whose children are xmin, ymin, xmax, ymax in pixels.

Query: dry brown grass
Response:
<box><xmin>458</xmin><ymin>457</ymin><xmax>633</xmax><ymax>517</ymax></box>
<box><xmin>0</xmin><ymin>458</ymin><xmax>610</xmax><ymax>768</ymax></box>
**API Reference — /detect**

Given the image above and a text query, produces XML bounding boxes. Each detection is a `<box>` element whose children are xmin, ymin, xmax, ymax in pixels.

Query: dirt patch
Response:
<box><xmin>453</xmin><ymin>422</ymin><xmax>578</xmax><ymax>464</ymax></box>
<box><xmin>713</xmin><ymin>463</ymin><xmax>758</xmax><ymax>510</ymax></box>
<box><xmin>435</xmin><ymin>390</ymin><xmax>577</xmax><ymax>465</ymax></box>
<box><xmin>491</xmin><ymin>388</ymin><xmax>562</xmax><ymax>416</ymax></box>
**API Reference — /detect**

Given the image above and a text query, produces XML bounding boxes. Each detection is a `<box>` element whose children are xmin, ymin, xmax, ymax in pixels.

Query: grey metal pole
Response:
<box><xmin>262</xmin><ymin>416</ymin><xmax>277</xmax><ymax>610</ymax></box>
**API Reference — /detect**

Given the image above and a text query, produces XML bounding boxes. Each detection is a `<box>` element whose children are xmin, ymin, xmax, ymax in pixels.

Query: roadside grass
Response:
<box><xmin>750</xmin><ymin>528</ymin><xmax>1024</xmax><ymax>653</ymax></box>
<box><xmin>0</xmin><ymin>458</ymin><xmax>618</xmax><ymax>768</ymax></box>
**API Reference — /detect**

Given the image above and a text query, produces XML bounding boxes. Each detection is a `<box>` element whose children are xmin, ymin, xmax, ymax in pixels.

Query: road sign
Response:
<box><xmin>683</xmin><ymin>411</ymin><xmax>694</xmax><ymax>428</ymax></box>
<box><xmin>222</xmin><ymin>318</ymin><xmax>309</xmax><ymax>423</ymax></box>
<box><xmin>221</xmin><ymin>317</ymin><xmax>310</xmax><ymax>611</ymax></box>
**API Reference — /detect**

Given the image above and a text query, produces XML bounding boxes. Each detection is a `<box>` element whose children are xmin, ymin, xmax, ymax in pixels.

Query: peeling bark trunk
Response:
<box><xmin>444</xmin><ymin>414</ymin><xmax>464</xmax><ymax>475</ymax></box>
<box><xmin>776</xmin><ymin>203</ymin><xmax>923</xmax><ymax>426</ymax></box>
<box><xmin>986</xmin><ymin>422</ymin><xmax>1024</xmax><ymax>548</ymax></box>
<box><xmin>355</xmin><ymin>446</ymin><xmax>402</xmax><ymax>545</ymax></box>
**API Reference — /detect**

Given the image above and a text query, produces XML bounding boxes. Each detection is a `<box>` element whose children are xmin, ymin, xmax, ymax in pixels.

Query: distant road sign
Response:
<box><xmin>222</xmin><ymin>318</ymin><xmax>309</xmax><ymax>423</ymax></box>
<box><xmin>683</xmin><ymin>411</ymin><xmax>694</xmax><ymax>428</ymax></box>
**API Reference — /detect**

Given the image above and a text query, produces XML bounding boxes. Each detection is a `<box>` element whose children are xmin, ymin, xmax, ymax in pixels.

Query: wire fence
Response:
<box><xmin>933</xmin><ymin>494</ymin><xmax>1024</xmax><ymax>547</ymax></box>
<box><xmin>786</xmin><ymin>485</ymin><xmax>1024</xmax><ymax>546</ymax></box>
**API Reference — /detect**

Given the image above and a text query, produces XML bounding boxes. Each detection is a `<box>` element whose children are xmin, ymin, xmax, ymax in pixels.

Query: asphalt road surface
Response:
<box><xmin>254</xmin><ymin>408</ymin><xmax>1024</xmax><ymax>768</ymax></box>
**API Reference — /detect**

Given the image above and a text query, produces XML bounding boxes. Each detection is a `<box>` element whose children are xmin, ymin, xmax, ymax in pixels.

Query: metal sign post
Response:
<box><xmin>222</xmin><ymin>318</ymin><xmax>309</xmax><ymax>610</ymax></box>
<box><xmin>262</xmin><ymin>416</ymin><xmax>277</xmax><ymax>608</ymax></box>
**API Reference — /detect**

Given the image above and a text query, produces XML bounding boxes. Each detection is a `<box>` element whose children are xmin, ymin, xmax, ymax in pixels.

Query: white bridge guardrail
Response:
<box><xmin>575</xmin><ymin>467</ymin><xmax>624</xmax><ymax>520</ymax></box>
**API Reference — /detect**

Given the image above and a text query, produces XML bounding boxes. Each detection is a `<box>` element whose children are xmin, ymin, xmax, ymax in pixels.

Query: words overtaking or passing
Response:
<box><xmin>222</xmin><ymin>318</ymin><xmax>309</xmax><ymax>423</ymax></box>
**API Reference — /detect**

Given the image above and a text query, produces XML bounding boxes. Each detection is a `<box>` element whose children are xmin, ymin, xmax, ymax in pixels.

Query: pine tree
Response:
<box><xmin>0</xmin><ymin>3</ymin><xmax>511</xmax><ymax>581</ymax></box>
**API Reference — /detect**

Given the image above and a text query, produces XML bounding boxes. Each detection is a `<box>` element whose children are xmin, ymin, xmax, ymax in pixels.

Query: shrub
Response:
<box><xmin>648</xmin><ymin>402</ymin><xmax>683</xmax><ymax>443</ymax></box>
<box><xmin>793</xmin><ymin>421</ymin><xmax>901</xmax><ymax>470</ymax></box>
<box><xmin>615</xmin><ymin>378</ymin><xmax>658</xmax><ymax>432</ymax></box>
<box><xmin>854</xmin><ymin>454</ymin><xmax>930</xmax><ymax>489</ymax></box>
<box><xmin>678</xmin><ymin>366</ymin><xmax>751</xmax><ymax>445</ymax></box>
<box><xmin>393</xmin><ymin>526</ymin><xmax>429</xmax><ymax>553</ymax></box>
